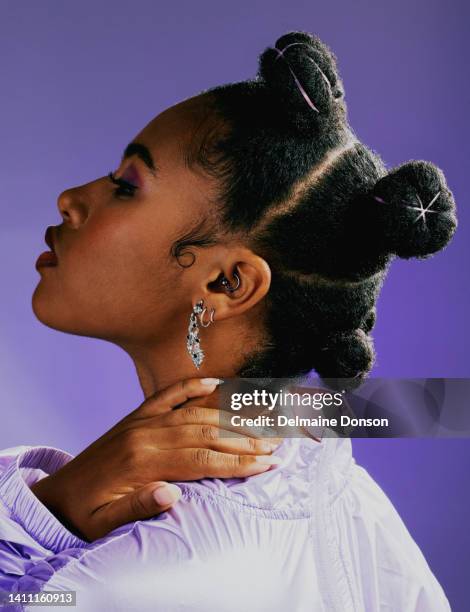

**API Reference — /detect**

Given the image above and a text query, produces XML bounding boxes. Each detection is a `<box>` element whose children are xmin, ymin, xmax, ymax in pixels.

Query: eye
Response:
<box><xmin>107</xmin><ymin>171</ymin><xmax>138</xmax><ymax>199</ymax></box>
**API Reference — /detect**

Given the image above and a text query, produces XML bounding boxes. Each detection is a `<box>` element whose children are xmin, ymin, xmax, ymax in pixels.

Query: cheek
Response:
<box><xmin>36</xmin><ymin>210</ymin><xmax>177</xmax><ymax>331</ymax></box>
<box><xmin>78</xmin><ymin>214</ymin><xmax>171</xmax><ymax>302</ymax></box>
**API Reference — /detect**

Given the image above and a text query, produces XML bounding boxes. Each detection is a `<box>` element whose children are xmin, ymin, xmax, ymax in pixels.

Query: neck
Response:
<box><xmin>118</xmin><ymin>316</ymin><xmax>255</xmax><ymax>400</ymax></box>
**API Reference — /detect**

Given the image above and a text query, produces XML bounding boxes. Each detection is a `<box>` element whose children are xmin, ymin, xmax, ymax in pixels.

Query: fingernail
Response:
<box><xmin>201</xmin><ymin>378</ymin><xmax>225</xmax><ymax>386</ymax></box>
<box><xmin>260</xmin><ymin>441</ymin><xmax>280</xmax><ymax>453</ymax></box>
<box><xmin>256</xmin><ymin>455</ymin><xmax>283</xmax><ymax>465</ymax></box>
<box><xmin>153</xmin><ymin>484</ymin><xmax>182</xmax><ymax>506</ymax></box>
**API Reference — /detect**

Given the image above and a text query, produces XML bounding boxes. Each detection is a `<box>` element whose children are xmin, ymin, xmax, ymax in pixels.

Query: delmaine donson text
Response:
<box><xmin>230</xmin><ymin>414</ymin><xmax>390</xmax><ymax>428</ymax></box>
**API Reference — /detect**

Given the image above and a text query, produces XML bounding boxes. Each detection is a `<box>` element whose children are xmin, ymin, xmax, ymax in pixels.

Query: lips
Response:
<box><xmin>36</xmin><ymin>251</ymin><xmax>58</xmax><ymax>270</ymax></box>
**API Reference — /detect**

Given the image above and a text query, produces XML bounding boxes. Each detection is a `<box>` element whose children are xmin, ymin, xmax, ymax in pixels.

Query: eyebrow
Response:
<box><xmin>121</xmin><ymin>142</ymin><xmax>157</xmax><ymax>175</ymax></box>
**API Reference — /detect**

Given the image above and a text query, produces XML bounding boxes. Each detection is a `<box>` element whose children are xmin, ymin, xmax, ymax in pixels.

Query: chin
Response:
<box><xmin>31</xmin><ymin>286</ymin><xmax>66</xmax><ymax>332</ymax></box>
<box><xmin>31</xmin><ymin>284</ymin><xmax>80</xmax><ymax>335</ymax></box>
<box><xmin>31</xmin><ymin>285</ymin><xmax>116</xmax><ymax>341</ymax></box>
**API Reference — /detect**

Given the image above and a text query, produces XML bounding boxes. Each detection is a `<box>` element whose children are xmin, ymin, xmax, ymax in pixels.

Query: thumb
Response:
<box><xmin>91</xmin><ymin>482</ymin><xmax>182</xmax><ymax>539</ymax></box>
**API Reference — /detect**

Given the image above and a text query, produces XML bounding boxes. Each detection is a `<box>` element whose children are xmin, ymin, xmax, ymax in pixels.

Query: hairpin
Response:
<box><xmin>274</xmin><ymin>43</ymin><xmax>320</xmax><ymax>113</ymax></box>
<box><xmin>274</xmin><ymin>40</ymin><xmax>338</xmax><ymax>114</ymax></box>
<box><xmin>374</xmin><ymin>191</ymin><xmax>441</xmax><ymax>228</ymax></box>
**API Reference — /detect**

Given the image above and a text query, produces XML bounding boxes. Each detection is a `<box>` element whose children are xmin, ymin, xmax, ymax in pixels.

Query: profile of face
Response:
<box><xmin>32</xmin><ymin>94</ymin><xmax>271</xmax><ymax>376</ymax></box>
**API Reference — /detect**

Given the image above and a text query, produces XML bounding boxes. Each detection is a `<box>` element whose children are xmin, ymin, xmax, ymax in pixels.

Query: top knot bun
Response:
<box><xmin>257</xmin><ymin>31</ymin><xmax>346</xmax><ymax>132</ymax></box>
<box><xmin>372</xmin><ymin>161</ymin><xmax>457</xmax><ymax>259</ymax></box>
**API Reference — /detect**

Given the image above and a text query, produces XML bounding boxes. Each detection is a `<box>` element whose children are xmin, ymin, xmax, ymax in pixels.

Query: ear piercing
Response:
<box><xmin>220</xmin><ymin>271</ymin><xmax>241</xmax><ymax>293</ymax></box>
<box><xmin>186</xmin><ymin>272</ymin><xmax>241</xmax><ymax>368</ymax></box>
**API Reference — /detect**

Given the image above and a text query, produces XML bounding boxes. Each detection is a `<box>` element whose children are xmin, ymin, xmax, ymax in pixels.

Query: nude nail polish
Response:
<box><xmin>256</xmin><ymin>455</ymin><xmax>283</xmax><ymax>465</ymax></box>
<box><xmin>201</xmin><ymin>378</ymin><xmax>225</xmax><ymax>386</ymax></box>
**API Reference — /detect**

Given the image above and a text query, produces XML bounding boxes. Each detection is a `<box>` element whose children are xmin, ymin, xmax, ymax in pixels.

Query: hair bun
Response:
<box><xmin>314</xmin><ymin>329</ymin><xmax>375</xmax><ymax>391</ymax></box>
<box><xmin>257</xmin><ymin>31</ymin><xmax>345</xmax><ymax>130</ymax></box>
<box><xmin>372</xmin><ymin>161</ymin><xmax>457</xmax><ymax>259</ymax></box>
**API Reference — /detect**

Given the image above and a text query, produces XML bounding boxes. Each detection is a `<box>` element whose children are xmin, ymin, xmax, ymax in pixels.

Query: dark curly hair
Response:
<box><xmin>173</xmin><ymin>31</ymin><xmax>458</xmax><ymax>391</ymax></box>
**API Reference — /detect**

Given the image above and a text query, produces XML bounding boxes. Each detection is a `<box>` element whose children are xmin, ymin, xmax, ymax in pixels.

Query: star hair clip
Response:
<box><xmin>374</xmin><ymin>191</ymin><xmax>441</xmax><ymax>228</ymax></box>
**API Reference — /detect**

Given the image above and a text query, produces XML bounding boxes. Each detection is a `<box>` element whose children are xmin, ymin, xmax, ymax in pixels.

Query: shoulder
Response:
<box><xmin>39</xmin><ymin>496</ymin><xmax>297</xmax><ymax>612</ymax></box>
<box><xmin>39</xmin><ymin>491</ymin><xmax>231</xmax><ymax>589</ymax></box>
<box><xmin>37</xmin><ymin>496</ymin><xmax>256</xmax><ymax>612</ymax></box>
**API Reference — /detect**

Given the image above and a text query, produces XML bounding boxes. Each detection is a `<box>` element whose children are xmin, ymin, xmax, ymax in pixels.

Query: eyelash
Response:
<box><xmin>107</xmin><ymin>171</ymin><xmax>138</xmax><ymax>198</ymax></box>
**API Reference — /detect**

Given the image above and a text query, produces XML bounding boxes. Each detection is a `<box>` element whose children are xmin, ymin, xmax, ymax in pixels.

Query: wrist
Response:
<box><xmin>29</xmin><ymin>473</ymin><xmax>58</xmax><ymax>508</ymax></box>
<box><xmin>29</xmin><ymin>470</ymin><xmax>90</xmax><ymax>542</ymax></box>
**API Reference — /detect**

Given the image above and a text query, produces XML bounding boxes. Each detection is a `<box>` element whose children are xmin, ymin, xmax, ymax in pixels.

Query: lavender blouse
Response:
<box><xmin>0</xmin><ymin>436</ymin><xmax>450</xmax><ymax>611</ymax></box>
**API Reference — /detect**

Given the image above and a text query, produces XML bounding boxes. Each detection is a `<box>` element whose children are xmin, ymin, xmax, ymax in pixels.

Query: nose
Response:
<box><xmin>57</xmin><ymin>186</ymin><xmax>89</xmax><ymax>228</ymax></box>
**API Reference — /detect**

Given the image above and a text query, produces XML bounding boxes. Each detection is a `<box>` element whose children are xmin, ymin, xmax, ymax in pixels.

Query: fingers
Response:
<box><xmin>157</xmin><ymin>448</ymin><xmax>283</xmax><ymax>480</ymax></box>
<box><xmin>153</xmin><ymin>424</ymin><xmax>281</xmax><ymax>455</ymax></box>
<box><xmin>89</xmin><ymin>482</ymin><xmax>182</xmax><ymax>541</ymax></box>
<box><xmin>135</xmin><ymin>377</ymin><xmax>224</xmax><ymax>418</ymax></box>
<box><xmin>156</xmin><ymin>405</ymin><xmax>282</xmax><ymax>442</ymax></box>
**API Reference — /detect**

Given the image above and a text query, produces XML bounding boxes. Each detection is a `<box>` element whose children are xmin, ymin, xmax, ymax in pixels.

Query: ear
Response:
<box><xmin>197</xmin><ymin>247</ymin><xmax>271</xmax><ymax>322</ymax></box>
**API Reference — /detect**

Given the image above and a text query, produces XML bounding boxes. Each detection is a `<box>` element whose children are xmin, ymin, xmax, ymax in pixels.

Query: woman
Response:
<box><xmin>0</xmin><ymin>31</ymin><xmax>456</xmax><ymax>610</ymax></box>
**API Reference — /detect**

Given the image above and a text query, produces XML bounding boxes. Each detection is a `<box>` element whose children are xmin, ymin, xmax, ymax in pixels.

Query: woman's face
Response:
<box><xmin>32</xmin><ymin>96</ymin><xmax>224</xmax><ymax>348</ymax></box>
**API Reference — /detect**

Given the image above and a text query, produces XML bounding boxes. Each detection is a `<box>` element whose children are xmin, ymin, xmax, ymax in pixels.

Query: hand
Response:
<box><xmin>30</xmin><ymin>377</ymin><xmax>282</xmax><ymax>542</ymax></box>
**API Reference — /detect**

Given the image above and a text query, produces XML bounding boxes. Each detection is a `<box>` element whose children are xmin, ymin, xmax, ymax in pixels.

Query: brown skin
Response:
<box><xmin>32</xmin><ymin>95</ymin><xmax>271</xmax><ymax>393</ymax></box>
<box><xmin>30</xmin><ymin>95</ymin><xmax>281</xmax><ymax>541</ymax></box>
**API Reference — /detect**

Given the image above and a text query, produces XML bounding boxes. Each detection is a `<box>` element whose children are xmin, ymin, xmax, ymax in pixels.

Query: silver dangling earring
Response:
<box><xmin>186</xmin><ymin>273</ymin><xmax>240</xmax><ymax>369</ymax></box>
<box><xmin>186</xmin><ymin>299</ymin><xmax>215</xmax><ymax>369</ymax></box>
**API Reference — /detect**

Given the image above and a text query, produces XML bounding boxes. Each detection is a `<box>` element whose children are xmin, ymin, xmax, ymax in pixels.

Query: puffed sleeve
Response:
<box><xmin>24</xmin><ymin>521</ymin><xmax>192</xmax><ymax>611</ymax></box>
<box><xmin>328</xmin><ymin>459</ymin><xmax>451</xmax><ymax>611</ymax></box>
<box><xmin>0</xmin><ymin>518</ymin><xmax>191</xmax><ymax>611</ymax></box>
<box><xmin>0</xmin><ymin>446</ymin><xmax>191</xmax><ymax>611</ymax></box>
<box><xmin>0</xmin><ymin>445</ymin><xmax>89</xmax><ymax>595</ymax></box>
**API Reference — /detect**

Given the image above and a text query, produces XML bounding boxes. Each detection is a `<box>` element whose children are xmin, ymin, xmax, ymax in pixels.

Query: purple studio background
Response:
<box><xmin>1</xmin><ymin>1</ymin><xmax>469</xmax><ymax>609</ymax></box>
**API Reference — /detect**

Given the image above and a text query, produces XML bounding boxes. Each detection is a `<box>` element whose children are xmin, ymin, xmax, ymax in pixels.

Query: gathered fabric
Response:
<box><xmin>0</xmin><ymin>436</ymin><xmax>449</xmax><ymax>611</ymax></box>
